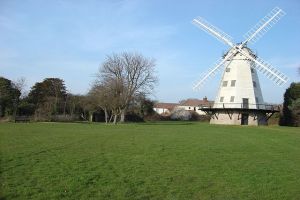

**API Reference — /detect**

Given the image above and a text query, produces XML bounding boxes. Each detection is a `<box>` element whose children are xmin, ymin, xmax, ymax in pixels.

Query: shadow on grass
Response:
<box><xmin>137</xmin><ymin>121</ymin><xmax>196</xmax><ymax>126</ymax></box>
<box><xmin>32</xmin><ymin>121</ymin><xmax>202</xmax><ymax>126</ymax></box>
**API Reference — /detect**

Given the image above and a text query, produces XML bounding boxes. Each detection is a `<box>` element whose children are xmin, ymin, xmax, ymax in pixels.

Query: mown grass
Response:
<box><xmin>0</xmin><ymin>122</ymin><xmax>299</xmax><ymax>200</ymax></box>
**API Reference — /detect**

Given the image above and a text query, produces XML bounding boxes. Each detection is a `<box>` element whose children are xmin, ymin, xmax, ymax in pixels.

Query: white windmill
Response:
<box><xmin>192</xmin><ymin>7</ymin><xmax>288</xmax><ymax>125</ymax></box>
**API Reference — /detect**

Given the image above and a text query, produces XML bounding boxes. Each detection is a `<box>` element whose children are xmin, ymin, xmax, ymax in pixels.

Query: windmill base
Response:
<box><xmin>210</xmin><ymin>112</ymin><xmax>267</xmax><ymax>126</ymax></box>
<box><xmin>200</xmin><ymin>107</ymin><xmax>279</xmax><ymax>126</ymax></box>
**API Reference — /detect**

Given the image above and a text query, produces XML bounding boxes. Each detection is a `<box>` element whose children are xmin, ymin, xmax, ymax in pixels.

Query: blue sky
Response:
<box><xmin>0</xmin><ymin>0</ymin><xmax>299</xmax><ymax>103</ymax></box>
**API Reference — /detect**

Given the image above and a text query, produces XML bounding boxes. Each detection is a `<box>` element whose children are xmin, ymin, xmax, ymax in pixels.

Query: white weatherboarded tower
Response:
<box><xmin>192</xmin><ymin>7</ymin><xmax>289</xmax><ymax>125</ymax></box>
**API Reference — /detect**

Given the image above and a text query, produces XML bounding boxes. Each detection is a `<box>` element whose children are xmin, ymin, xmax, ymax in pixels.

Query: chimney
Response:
<box><xmin>203</xmin><ymin>96</ymin><xmax>208</xmax><ymax>102</ymax></box>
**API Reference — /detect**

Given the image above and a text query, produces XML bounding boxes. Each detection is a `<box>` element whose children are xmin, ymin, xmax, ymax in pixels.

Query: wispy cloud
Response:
<box><xmin>78</xmin><ymin>24</ymin><xmax>177</xmax><ymax>52</ymax></box>
<box><xmin>268</xmin><ymin>57</ymin><xmax>300</xmax><ymax>69</ymax></box>
<box><xmin>1</xmin><ymin>0</ymin><xmax>299</xmax><ymax>103</ymax></box>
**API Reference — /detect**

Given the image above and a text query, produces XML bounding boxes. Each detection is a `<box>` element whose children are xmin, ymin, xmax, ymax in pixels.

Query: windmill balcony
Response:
<box><xmin>200</xmin><ymin>103</ymin><xmax>280</xmax><ymax>112</ymax></box>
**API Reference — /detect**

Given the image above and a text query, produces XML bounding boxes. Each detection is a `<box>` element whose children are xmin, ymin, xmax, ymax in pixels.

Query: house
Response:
<box><xmin>153</xmin><ymin>103</ymin><xmax>178</xmax><ymax>115</ymax></box>
<box><xmin>177</xmin><ymin>97</ymin><xmax>213</xmax><ymax>115</ymax></box>
<box><xmin>153</xmin><ymin>97</ymin><xmax>214</xmax><ymax>116</ymax></box>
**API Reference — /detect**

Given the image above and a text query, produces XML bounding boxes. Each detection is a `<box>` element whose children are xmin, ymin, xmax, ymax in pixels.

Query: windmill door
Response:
<box><xmin>241</xmin><ymin>114</ymin><xmax>249</xmax><ymax>125</ymax></box>
<box><xmin>242</xmin><ymin>98</ymin><xmax>249</xmax><ymax>109</ymax></box>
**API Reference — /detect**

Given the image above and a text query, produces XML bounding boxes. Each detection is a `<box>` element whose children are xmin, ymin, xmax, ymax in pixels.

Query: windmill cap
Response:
<box><xmin>223</xmin><ymin>46</ymin><xmax>256</xmax><ymax>58</ymax></box>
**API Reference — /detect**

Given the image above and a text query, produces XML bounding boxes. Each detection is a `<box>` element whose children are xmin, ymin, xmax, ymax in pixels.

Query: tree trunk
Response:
<box><xmin>104</xmin><ymin>108</ymin><xmax>108</xmax><ymax>123</ymax></box>
<box><xmin>12</xmin><ymin>99</ymin><xmax>18</xmax><ymax>121</ymax></box>
<box><xmin>113</xmin><ymin>114</ymin><xmax>117</xmax><ymax>124</ymax></box>
<box><xmin>63</xmin><ymin>98</ymin><xmax>67</xmax><ymax>116</ymax></box>
<box><xmin>54</xmin><ymin>95</ymin><xmax>58</xmax><ymax>115</ymax></box>
<box><xmin>89</xmin><ymin>112</ymin><xmax>93</xmax><ymax>122</ymax></box>
<box><xmin>120</xmin><ymin>108</ymin><xmax>126</xmax><ymax>123</ymax></box>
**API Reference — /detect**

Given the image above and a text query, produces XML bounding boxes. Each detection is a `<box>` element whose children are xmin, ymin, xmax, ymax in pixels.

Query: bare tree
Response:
<box><xmin>90</xmin><ymin>76</ymin><xmax>128</xmax><ymax>124</ymax></box>
<box><xmin>95</xmin><ymin>52</ymin><xmax>157</xmax><ymax>123</ymax></box>
<box><xmin>89</xmin><ymin>82</ymin><xmax>112</xmax><ymax>123</ymax></box>
<box><xmin>14</xmin><ymin>77</ymin><xmax>27</xmax><ymax>99</ymax></box>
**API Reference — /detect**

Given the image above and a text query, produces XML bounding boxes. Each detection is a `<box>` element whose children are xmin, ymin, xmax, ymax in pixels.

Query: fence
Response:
<box><xmin>200</xmin><ymin>103</ymin><xmax>280</xmax><ymax>111</ymax></box>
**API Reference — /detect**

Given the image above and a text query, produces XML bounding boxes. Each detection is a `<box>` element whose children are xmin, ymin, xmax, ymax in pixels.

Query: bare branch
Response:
<box><xmin>93</xmin><ymin>52</ymin><xmax>158</xmax><ymax>123</ymax></box>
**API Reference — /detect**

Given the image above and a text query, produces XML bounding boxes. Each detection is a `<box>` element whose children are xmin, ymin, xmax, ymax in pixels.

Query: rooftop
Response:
<box><xmin>180</xmin><ymin>97</ymin><xmax>213</xmax><ymax>107</ymax></box>
<box><xmin>153</xmin><ymin>103</ymin><xmax>179</xmax><ymax>110</ymax></box>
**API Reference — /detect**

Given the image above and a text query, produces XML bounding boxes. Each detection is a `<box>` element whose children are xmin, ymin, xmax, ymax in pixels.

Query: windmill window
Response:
<box><xmin>222</xmin><ymin>81</ymin><xmax>228</xmax><ymax>87</ymax></box>
<box><xmin>255</xmin><ymin>97</ymin><xmax>258</xmax><ymax>103</ymax></box>
<box><xmin>251</xmin><ymin>68</ymin><xmax>254</xmax><ymax>73</ymax></box>
<box><xmin>220</xmin><ymin>97</ymin><xmax>224</xmax><ymax>102</ymax></box>
<box><xmin>231</xmin><ymin>80</ymin><xmax>236</xmax><ymax>87</ymax></box>
<box><xmin>226</xmin><ymin>68</ymin><xmax>231</xmax><ymax>72</ymax></box>
<box><xmin>230</xmin><ymin>96</ymin><xmax>235</xmax><ymax>102</ymax></box>
<box><xmin>253</xmin><ymin>81</ymin><xmax>257</xmax><ymax>87</ymax></box>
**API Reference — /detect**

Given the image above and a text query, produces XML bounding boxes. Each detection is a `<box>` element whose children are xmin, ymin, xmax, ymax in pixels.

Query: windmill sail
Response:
<box><xmin>192</xmin><ymin>17</ymin><xmax>234</xmax><ymax>47</ymax></box>
<box><xmin>191</xmin><ymin>7</ymin><xmax>288</xmax><ymax>125</ymax></box>
<box><xmin>193</xmin><ymin>58</ymin><xmax>226</xmax><ymax>90</ymax></box>
<box><xmin>242</xmin><ymin>7</ymin><xmax>285</xmax><ymax>45</ymax></box>
<box><xmin>250</xmin><ymin>56</ymin><xmax>288</xmax><ymax>86</ymax></box>
<box><xmin>192</xmin><ymin>7</ymin><xmax>288</xmax><ymax>89</ymax></box>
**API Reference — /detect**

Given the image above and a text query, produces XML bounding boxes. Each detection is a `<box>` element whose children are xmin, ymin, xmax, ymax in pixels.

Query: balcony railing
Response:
<box><xmin>200</xmin><ymin>103</ymin><xmax>280</xmax><ymax>111</ymax></box>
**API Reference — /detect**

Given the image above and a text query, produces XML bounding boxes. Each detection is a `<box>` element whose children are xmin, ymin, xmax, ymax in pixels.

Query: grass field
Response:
<box><xmin>0</xmin><ymin>122</ymin><xmax>300</xmax><ymax>200</ymax></box>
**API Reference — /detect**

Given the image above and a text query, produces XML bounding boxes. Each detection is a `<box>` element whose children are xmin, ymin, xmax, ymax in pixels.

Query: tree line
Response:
<box><xmin>1</xmin><ymin>52</ymin><xmax>299</xmax><ymax>126</ymax></box>
<box><xmin>0</xmin><ymin>52</ymin><xmax>157</xmax><ymax>124</ymax></box>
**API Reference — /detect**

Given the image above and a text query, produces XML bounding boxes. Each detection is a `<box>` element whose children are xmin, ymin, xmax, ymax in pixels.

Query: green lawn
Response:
<box><xmin>0</xmin><ymin>122</ymin><xmax>299</xmax><ymax>200</ymax></box>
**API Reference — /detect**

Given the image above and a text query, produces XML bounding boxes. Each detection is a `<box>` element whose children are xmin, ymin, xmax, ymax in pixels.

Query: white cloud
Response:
<box><xmin>268</xmin><ymin>57</ymin><xmax>300</xmax><ymax>69</ymax></box>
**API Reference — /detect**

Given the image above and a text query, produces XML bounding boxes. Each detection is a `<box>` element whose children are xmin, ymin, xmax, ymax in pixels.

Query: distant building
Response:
<box><xmin>153</xmin><ymin>97</ymin><xmax>214</xmax><ymax>116</ymax></box>
<box><xmin>178</xmin><ymin>97</ymin><xmax>213</xmax><ymax>115</ymax></box>
<box><xmin>153</xmin><ymin>103</ymin><xmax>179</xmax><ymax>115</ymax></box>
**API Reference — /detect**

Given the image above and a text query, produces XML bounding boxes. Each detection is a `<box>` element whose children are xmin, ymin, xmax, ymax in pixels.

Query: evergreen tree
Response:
<box><xmin>280</xmin><ymin>82</ymin><xmax>300</xmax><ymax>126</ymax></box>
<box><xmin>28</xmin><ymin>78</ymin><xmax>67</xmax><ymax>116</ymax></box>
<box><xmin>0</xmin><ymin>77</ymin><xmax>21</xmax><ymax>117</ymax></box>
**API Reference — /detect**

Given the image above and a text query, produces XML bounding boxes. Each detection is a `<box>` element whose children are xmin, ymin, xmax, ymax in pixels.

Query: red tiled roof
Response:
<box><xmin>180</xmin><ymin>98</ymin><xmax>213</xmax><ymax>107</ymax></box>
<box><xmin>153</xmin><ymin>103</ymin><xmax>179</xmax><ymax>110</ymax></box>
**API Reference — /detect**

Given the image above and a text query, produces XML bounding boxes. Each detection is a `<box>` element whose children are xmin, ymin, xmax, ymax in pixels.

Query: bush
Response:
<box><xmin>18</xmin><ymin>101</ymin><xmax>35</xmax><ymax>116</ymax></box>
<box><xmin>268</xmin><ymin>112</ymin><xmax>280</xmax><ymax>125</ymax></box>
<box><xmin>170</xmin><ymin>108</ymin><xmax>191</xmax><ymax>121</ymax></box>
<box><xmin>144</xmin><ymin>112</ymin><xmax>171</xmax><ymax>121</ymax></box>
<box><xmin>50</xmin><ymin>115</ymin><xmax>80</xmax><ymax>122</ymax></box>
<box><xmin>125</xmin><ymin>112</ymin><xmax>144</xmax><ymax>122</ymax></box>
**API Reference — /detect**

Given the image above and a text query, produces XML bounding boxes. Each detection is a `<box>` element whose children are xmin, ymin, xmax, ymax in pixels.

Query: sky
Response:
<box><xmin>0</xmin><ymin>0</ymin><xmax>299</xmax><ymax>104</ymax></box>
